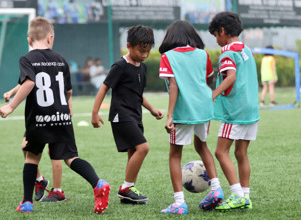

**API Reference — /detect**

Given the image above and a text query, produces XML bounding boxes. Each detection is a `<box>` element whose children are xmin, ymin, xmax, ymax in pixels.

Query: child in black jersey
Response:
<box><xmin>92</xmin><ymin>25</ymin><xmax>163</xmax><ymax>203</ymax></box>
<box><xmin>0</xmin><ymin>17</ymin><xmax>110</xmax><ymax>214</ymax></box>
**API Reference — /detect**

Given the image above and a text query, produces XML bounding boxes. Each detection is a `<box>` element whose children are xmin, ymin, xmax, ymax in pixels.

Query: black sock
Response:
<box><xmin>70</xmin><ymin>158</ymin><xmax>99</xmax><ymax>188</ymax></box>
<box><xmin>23</xmin><ymin>163</ymin><xmax>38</xmax><ymax>203</ymax></box>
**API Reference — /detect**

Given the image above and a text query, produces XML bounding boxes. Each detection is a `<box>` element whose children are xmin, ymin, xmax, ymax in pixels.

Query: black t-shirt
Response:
<box><xmin>104</xmin><ymin>57</ymin><xmax>147</xmax><ymax>123</ymax></box>
<box><xmin>19</xmin><ymin>49</ymin><xmax>75</xmax><ymax>143</ymax></box>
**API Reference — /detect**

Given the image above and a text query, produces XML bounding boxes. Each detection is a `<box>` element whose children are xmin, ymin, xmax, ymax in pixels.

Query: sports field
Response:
<box><xmin>0</xmin><ymin>88</ymin><xmax>300</xmax><ymax>220</ymax></box>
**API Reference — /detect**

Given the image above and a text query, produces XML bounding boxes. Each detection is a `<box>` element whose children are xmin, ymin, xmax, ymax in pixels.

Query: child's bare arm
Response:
<box><xmin>212</xmin><ymin>69</ymin><xmax>236</xmax><ymax>99</ymax></box>
<box><xmin>3</xmin><ymin>84</ymin><xmax>21</xmax><ymax>102</ymax></box>
<box><xmin>165</xmin><ymin>77</ymin><xmax>178</xmax><ymax>133</ymax></box>
<box><xmin>91</xmin><ymin>84</ymin><xmax>110</xmax><ymax>128</ymax></box>
<box><xmin>0</xmin><ymin>79</ymin><xmax>35</xmax><ymax>118</ymax></box>
<box><xmin>142</xmin><ymin>96</ymin><xmax>163</xmax><ymax>120</ymax></box>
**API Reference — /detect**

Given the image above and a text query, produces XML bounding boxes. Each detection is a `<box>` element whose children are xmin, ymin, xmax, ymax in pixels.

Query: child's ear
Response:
<box><xmin>126</xmin><ymin>42</ymin><xmax>132</xmax><ymax>50</ymax></box>
<box><xmin>220</xmin><ymin>27</ymin><xmax>226</xmax><ymax>36</ymax></box>
<box><xmin>27</xmin><ymin>37</ymin><xmax>33</xmax><ymax>47</ymax></box>
<box><xmin>47</xmin><ymin>34</ymin><xmax>54</xmax><ymax>44</ymax></box>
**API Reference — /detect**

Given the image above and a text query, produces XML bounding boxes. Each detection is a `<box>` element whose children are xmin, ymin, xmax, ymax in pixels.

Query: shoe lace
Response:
<box><xmin>130</xmin><ymin>187</ymin><xmax>141</xmax><ymax>196</ymax></box>
<box><xmin>35</xmin><ymin>181</ymin><xmax>45</xmax><ymax>193</ymax></box>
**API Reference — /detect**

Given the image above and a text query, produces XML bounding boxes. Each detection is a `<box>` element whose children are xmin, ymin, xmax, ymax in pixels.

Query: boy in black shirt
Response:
<box><xmin>0</xmin><ymin>17</ymin><xmax>110</xmax><ymax>214</ymax></box>
<box><xmin>92</xmin><ymin>25</ymin><xmax>163</xmax><ymax>203</ymax></box>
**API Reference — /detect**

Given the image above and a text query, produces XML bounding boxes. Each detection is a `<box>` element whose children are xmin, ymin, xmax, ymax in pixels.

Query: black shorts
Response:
<box><xmin>111</xmin><ymin>121</ymin><xmax>147</xmax><ymax>152</ymax></box>
<box><xmin>23</xmin><ymin>141</ymin><xmax>78</xmax><ymax>160</ymax></box>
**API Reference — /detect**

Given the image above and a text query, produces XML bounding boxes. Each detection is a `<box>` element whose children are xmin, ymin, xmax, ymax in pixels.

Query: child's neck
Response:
<box><xmin>226</xmin><ymin>36</ymin><xmax>241</xmax><ymax>45</ymax></box>
<box><xmin>124</xmin><ymin>53</ymin><xmax>140</xmax><ymax>66</ymax></box>
<box><xmin>31</xmin><ymin>41</ymin><xmax>51</xmax><ymax>50</ymax></box>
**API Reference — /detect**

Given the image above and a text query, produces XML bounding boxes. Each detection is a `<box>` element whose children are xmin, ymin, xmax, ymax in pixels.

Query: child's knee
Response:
<box><xmin>137</xmin><ymin>143</ymin><xmax>149</xmax><ymax>155</ymax></box>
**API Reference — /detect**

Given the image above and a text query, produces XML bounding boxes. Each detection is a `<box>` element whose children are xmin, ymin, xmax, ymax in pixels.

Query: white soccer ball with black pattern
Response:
<box><xmin>182</xmin><ymin>160</ymin><xmax>211</xmax><ymax>193</ymax></box>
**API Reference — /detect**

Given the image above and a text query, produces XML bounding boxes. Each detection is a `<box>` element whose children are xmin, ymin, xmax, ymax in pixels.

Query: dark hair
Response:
<box><xmin>127</xmin><ymin>25</ymin><xmax>154</xmax><ymax>48</ymax></box>
<box><xmin>264</xmin><ymin>45</ymin><xmax>274</xmax><ymax>56</ymax></box>
<box><xmin>159</xmin><ymin>20</ymin><xmax>204</xmax><ymax>54</ymax></box>
<box><xmin>209</xmin><ymin>12</ymin><xmax>243</xmax><ymax>37</ymax></box>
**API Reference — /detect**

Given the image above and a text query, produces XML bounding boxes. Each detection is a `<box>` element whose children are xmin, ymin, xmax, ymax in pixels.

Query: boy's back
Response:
<box><xmin>214</xmin><ymin>43</ymin><xmax>259</xmax><ymax>124</ymax></box>
<box><xmin>20</xmin><ymin>49</ymin><xmax>74</xmax><ymax>143</ymax></box>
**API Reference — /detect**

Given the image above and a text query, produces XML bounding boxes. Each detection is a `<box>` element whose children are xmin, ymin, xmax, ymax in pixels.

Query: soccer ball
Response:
<box><xmin>182</xmin><ymin>160</ymin><xmax>210</xmax><ymax>193</ymax></box>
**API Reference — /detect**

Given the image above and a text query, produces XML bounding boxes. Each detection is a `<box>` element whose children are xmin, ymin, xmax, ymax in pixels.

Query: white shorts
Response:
<box><xmin>169</xmin><ymin>122</ymin><xmax>210</xmax><ymax>145</ymax></box>
<box><xmin>218</xmin><ymin>122</ymin><xmax>258</xmax><ymax>141</ymax></box>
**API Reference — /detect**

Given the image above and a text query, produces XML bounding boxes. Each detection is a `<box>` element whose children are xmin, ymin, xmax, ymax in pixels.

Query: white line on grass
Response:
<box><xmin>0</xmin><ymin>109</ymin><xmax>166</xmax><ymax>121</ymax></box>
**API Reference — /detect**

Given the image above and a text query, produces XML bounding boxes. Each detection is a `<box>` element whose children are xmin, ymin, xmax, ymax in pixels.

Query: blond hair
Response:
<box><xmin>28</xmin><ymin>17</ymin><xmax>54</xmax><ymax>42</ymax></box>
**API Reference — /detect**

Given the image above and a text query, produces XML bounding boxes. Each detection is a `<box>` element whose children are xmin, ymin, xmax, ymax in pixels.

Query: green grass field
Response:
<box><xmin>0</xmin><ymin>88</ymin><xmax>300</xmax><ymax>220</ymax></box>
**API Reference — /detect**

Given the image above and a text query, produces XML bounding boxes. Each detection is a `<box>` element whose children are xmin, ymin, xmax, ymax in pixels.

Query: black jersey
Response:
<box><xmin>19</xmin><ymin>49</ymin><xmax>75</xmax><ymax>143</ymax></box>
<box><xmin>104</xmin><ymin>57</ymin><xmax>147</xmax><ymax>123</ymax></box>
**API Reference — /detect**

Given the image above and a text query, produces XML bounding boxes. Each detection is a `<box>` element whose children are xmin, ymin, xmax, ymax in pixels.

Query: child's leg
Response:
<box><xmin>124</xmin><ymin>142</ymin><xmax>149</xmax><ymax>183</ymax></box>
<box><xmin>23</xmin><ymin>151</ymin><xmax>42</xmax><ymax>202</ymax></box>
<box><xmin>65</xmin><ymin>157</ymin><xmax>99</xmax><ymax>188</ymax></box>
<box><xmin>234</xmin><ymin>140</ymin><xmax>250</xmax><ymax>192</ymax></box>
<box><xmin>169</xmin><ymin>143</ymin><xmax>183</xmax><ymax>193</ymax></box>
<box><xmin>261</xmin><ymin>83</ymin><xmax>268</xmax><ymax>102</ymax></box>
<box><xmin>195</xmin><ymin>135</ymin><xmax>224</xmax><ymax>210</ymax></box>
<box><xmin>194</xmin><ymin>135</ymin><xmax>217</xmax><ymax>180</ymax></box>
<box><xmin>215</xmin><ymin>137</ymin><xmax>239</xmax><ymax>185</ymax></box>
<box><xmin>51</xmin><ymin>159</ymin><xmax>62</xmax><ymax>189</ymax></box>
<box><xmin>269</xmin><ymin>83</ymin><xmax>275</xmax><ymax>102</ymax></box>
<box><xmin>21</xmin><ymin>137</ymin><xmax>42</xmax><ymax>178</ymax></box>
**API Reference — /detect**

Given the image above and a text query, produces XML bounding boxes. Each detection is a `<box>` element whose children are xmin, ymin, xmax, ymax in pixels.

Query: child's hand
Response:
<box><xmin>91</xmin><ymin>113</ymin><xmax>104</xmax><ymax>128</ymax></box>
<box><xmin>3</xmin><ymin>91</ymin><xmax>13</xmax><ymax>102</ymax></box>
<box><xmin>165</xmin><ymin>117</ymin><xmax>174</xmax><ymax>133</ymax></box>
<box><xmin>0</xmin><ymin>104</ymin><xmax>14</xmax><ymax>118</ymax></box>
<box><xmin>151</xmin><ymin>109</ymin><xmax>164</xmax><ymax>120</ymax></box>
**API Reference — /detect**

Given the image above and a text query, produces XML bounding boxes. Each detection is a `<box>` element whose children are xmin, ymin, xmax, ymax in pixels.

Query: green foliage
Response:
<box><xmin>121</xmin><ymin>48</ymin><xmax>298</xmax><ymax>91</ymax></box>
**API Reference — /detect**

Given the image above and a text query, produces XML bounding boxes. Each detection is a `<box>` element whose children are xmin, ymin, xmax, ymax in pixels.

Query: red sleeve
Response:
<box><xmin>206</xmin><ymin>52</ymin><xmax>214</xmax><ymax>77</ymax></box>
<box><xmin>219</xmin><ymin>57</ymin><xmax>236</xmax><ymax>75</ymax></box>
<box><xmin>159</xmin><ymin>53</ymin><xmax>174</xmax><ymax>79</ymax></box>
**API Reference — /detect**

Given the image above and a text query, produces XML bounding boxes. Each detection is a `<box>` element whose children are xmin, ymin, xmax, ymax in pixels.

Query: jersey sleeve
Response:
<box><xmin>159</xmin><ymin>53</ymin><xmax>174</xmax><ymax>79</ymax></box>
<box><xmin>104</xmin><ymin>62</ymin><xmax>124</xmax><ymax>89</ymax></box>
<box><xmin>206</xmin><ymin>52</ymin><xmax>214</xmax><ymax>78</ymax></box>
<box><xmin>18</xmin><ymin>56</ymin><xmax>36</xmax><ymax>84</ymax></box>
<box><xmin>64</xmin><ymin>61</ymin><xmax>72</xmax><ymax>91</ymax></box>
<box><xmin>219</xmin><ymin>56</ymin><xmax>237</xmax><ymax>75</ymax></box>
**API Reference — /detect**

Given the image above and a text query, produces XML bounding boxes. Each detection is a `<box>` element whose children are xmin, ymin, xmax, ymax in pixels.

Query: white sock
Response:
<box><xmin>121</xmin><ymin>181</ymin><xmax>134</xmax><ymax>189</ymax></box>
<box><xmin>53</xmin><ymin>188</ymin><xmax>62</xmax><ymax>192</ymax></box>
<box><xmin>230</xmin><ymin>183</ymin><xmax>244</xmax><ymax>198</ymax></box>
<box><xmin>242</xmin><ymin>187</ymin><xmax>250</xmax><ymax>197</ymax></box>
<box><xmin>36</xmin><ymin>175</ymin><xmax>43</xmax><ymax>182</ymax></box>
<box><xmin>210</xmin><ymin>178</ymin><xmax>221</xmax><ymax>191</ymax></box>
<box><xmin>174</xmin><ymin>191</ymin><xmax>185</xmax><ymax>205</ymax></box>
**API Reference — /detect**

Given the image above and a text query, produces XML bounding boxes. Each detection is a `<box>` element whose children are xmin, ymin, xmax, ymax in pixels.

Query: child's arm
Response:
<box><xmin>0</xmin><ymin>79</ymin><xmax>35</xmax><ymax>118</ymax></box>
<box><xmin>3</xmin><ymin>84</ymin><xmax>21</xmax><ymax>102</ymax></box>
<box><xmin>142</xmin><ymin>96</ymin><xmax>164</xmax><ymax>120</ymax></box>
<box><xmin>67</xmin><ymin>90</ymin><xmax>73</xmax><ymax>117</ymax></box>
<box><xmin>212</xmin><ymin>69</ymin><xmax>236</xmax><ymax>100</ymax></box>
<box><xmin>91</xmin><ymin>84</ymin><xmax>110</xmax><ymax>128</ymax></box>
<box><xmin>165</xmin><ymin>77</ymin><xmax>178</xmax><ymax>133</ymax></box>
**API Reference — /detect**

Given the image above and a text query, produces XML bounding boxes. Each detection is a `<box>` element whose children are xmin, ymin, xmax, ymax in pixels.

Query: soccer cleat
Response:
<box><xmin>259</xmin><ymin>101</ymin><xmax>265</xmax><ymax>107</ymax></box>
<box><xmin>41</xmin><ymin>189</ymin><xmax>66</xmax><ymax>202</ymax></box>
<box><xmin>241</xmin><ymin>195</ymin><xmax>252</xmax><ymax>210</ymax></box>
<box><xmin>160</xmin><ymin>202</ymin><xmax>188</xmax><ymax>215</ymax></box>
<box><xmin>270</xmin><ymin>101</ymin><xmax>277</xmax><ymax>106</ymax></box>
<box><xmin>199</xmin><ymin>187</ymin><xmax>224</xmax><ymax>210</ymax></box>
<box><xmin>16</xmin><ymin>201</ymin><xmax>33</xmax><ymax>213</ymax></box>
<box><xmin>94</xmin><ymin>179</ymin><xmax>110</xmax><ymax>214</ymax></box>
<box><xmin>120</xmin><ymin>198</ymin><xmax>147</xmax><ymax>204</ymax></box>
<box><xmin>117</xmin><ymin>186</ymin><xmax>148</xmax><ymax>202</ymax></box>
<box><xmin>34</xmin><ymin>177</ymin><xmax>49</xmax><ymax>201</ymax></box>
<box><xmin>215</xmin><ymin>193</ymin><xmax>247</xmax><ymax>211</ymax></box>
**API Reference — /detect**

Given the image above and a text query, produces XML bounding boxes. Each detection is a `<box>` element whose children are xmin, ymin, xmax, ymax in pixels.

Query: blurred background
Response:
<box><xmin>0</xmin><ymin>0</ymin><xmax>300</xmax><ymax>96</ymax></box>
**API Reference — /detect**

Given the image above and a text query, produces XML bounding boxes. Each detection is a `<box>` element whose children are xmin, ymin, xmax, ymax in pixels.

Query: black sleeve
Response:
<box><xmin>18</xmin><ymin>56</ymin><xmax>35</xmax><ymax>84</ymax></box>
<box><xmin>64</xmin><ymin>61</ymin><xmax>72</xmax><ymax>91</ymax></box>
<box><xmin>143</xmin><ymin>63</ymin><xmax>147</xmax><ymax>88</ymax></box>
<box><xmin>104</xmin><ymin>62</ymin><xmax>124</xmax><ymax>89</ymax></box>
